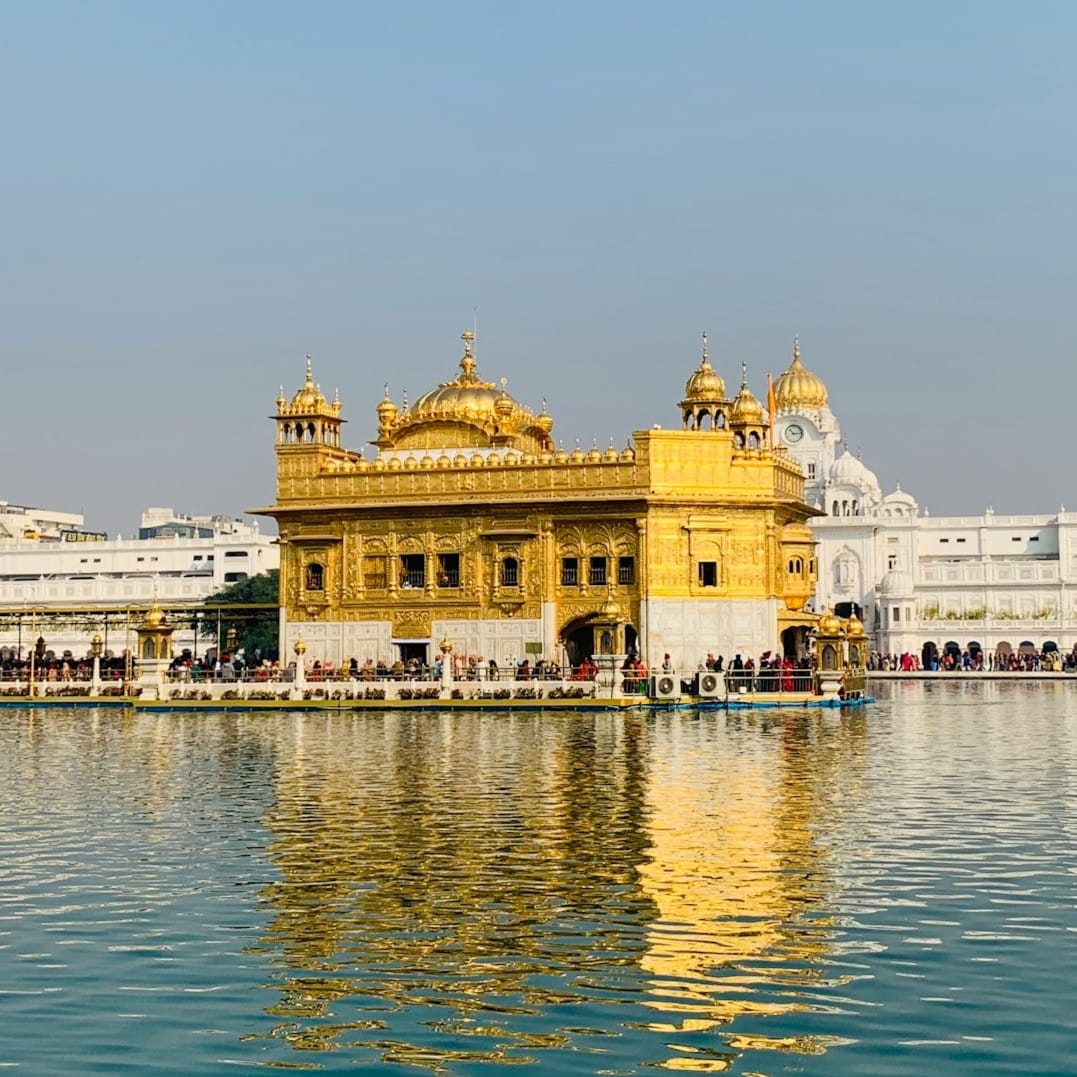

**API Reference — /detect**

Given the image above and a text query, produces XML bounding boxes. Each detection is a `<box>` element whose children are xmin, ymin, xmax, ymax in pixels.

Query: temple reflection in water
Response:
<box><xmin>248</xmin><ymin>710</ymin><xmax>868</xmax><ymax>1070</ymax></box>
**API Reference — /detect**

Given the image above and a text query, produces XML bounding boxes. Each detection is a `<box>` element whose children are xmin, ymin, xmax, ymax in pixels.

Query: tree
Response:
<box><xmin>199</xmin><ymin>570</ymin><xmax>280</xmax><ymax>661</ymax></box>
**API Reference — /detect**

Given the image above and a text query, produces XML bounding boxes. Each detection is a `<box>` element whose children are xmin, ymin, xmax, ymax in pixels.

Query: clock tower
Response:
<box><xmin>772</xmin><ymin>338</ymin><xmax>840</xmax><ymax>509</ymax></box>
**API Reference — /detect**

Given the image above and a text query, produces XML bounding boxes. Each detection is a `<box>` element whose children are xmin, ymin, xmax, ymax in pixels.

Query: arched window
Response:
<box><xmin>305</xmin><ymin>562</ymin><xmax>324</xmax><ymax>591</ymax></box>
<box><xmin>501</xmin><ymin>557</ymin><xmax>519</xmax><ymax>587</ymax></box>
<box><xmin>748</xmin><ymin>431</ymin><xmax>760</xmax><ymax>449</ymax></box>
<box><xmin>716</xmin><ymin>412</ymin><xmax>727</xmax><ymax>429</ymax></box>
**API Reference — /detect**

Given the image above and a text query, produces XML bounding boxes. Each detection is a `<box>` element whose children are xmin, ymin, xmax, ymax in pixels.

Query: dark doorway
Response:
<box><xmin>563</xmin><ymin>624</ymin><xmax>595</xmax><ymax>671</ymax></box>
<box><xmin>396</xmin><ymin>641</ymin><xmax>428</xmax><ymax>665</ymax></box>
<box><xmin>834</xmin><ymin>601</ymin><xmax>863</xmax><ymax>620</ymax></box>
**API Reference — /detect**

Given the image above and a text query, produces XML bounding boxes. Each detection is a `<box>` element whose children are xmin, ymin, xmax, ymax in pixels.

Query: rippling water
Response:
<box><xmin>1</xmin><ymin>681</ymin><xmax>1074</xmax><ymax>1074</ymax></box>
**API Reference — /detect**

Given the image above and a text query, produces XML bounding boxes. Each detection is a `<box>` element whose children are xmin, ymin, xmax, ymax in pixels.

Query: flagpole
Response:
<box><xmin>767</xmin><ymin>372</ymin><xmax>776</xmax><ymax>448</ymax></box>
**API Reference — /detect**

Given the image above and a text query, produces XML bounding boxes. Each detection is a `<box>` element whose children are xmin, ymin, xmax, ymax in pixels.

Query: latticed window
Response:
<box><xmin>501</xmin><ymin>557</ymin><xmax>519</xmax><ymax>587</ymax></box>
<box><xmin>618</xmin><ymin>556</ymin><xmax>635</xmax><ymax>585</ymax></box>
<box><xmin>561</xmin><ymin>557</ymin><xmax>578</xmax><ymax>586</ymax></box>
<box><xmin>305</xmin><ymin>562</ymin><xmax>324</xmax><ymax>591</ymax></box>
<box><xmin>437</xmin><ymin>553</ymin><xmax>460</xmax><ymax>588</ymax></box>
<box><xmin>589</xmin><ymin>556</ymin><xmax>607</xmax><ymax>586</ymax></box>
<box><xmin>399</xmin><ymin>554</ymin><xmax>425</xmax><ymax>589</ymax></box>
<box><xmin>364</xmin><ymin>555</ymin><xmax>387</xmax><ymax>590</ymax></box>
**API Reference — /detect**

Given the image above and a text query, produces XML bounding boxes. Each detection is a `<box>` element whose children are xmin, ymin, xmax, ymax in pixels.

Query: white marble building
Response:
<box><xmin>771</xmin><ymin>340</ymin><xmax>1077</xmax><ymax>659</ymax></box>
<box><xmin>0</xmin><ymin>506</ymin><xmax>279</xmax><ymax>659</ymax></box>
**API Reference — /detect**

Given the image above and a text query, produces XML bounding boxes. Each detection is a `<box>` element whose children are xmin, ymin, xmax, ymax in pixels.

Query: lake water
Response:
<box><xmin>1</xmin><ymin>681</ymin><xmax>1074</xmax><ymax>1075</ymax></box>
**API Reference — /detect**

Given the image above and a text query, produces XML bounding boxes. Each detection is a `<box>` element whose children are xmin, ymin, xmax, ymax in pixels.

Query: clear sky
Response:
<box><xmin>3</xmin><ymin>0</ymin><xmax>1074</xmax><ymax>534</ymax></box>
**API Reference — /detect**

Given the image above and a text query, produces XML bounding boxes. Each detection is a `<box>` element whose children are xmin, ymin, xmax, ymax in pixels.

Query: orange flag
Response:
<box><xmin>767</xmin><ymin>372</ymin><xmax>776</xmax><ymax>446</ymax></box>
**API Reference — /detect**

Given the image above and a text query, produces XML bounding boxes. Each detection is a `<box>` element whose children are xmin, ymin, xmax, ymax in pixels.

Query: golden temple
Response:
<box><xmin>256</xmin><ymin>332</ymin><xmax>819</xmax><ymax>671</ymax></box>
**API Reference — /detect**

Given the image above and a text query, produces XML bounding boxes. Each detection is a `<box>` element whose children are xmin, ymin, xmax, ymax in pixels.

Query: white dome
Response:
<box><xmin>829</xmin><ymin>449</ymin><xmax>880</xmax><ymax>496</ymax></box>
<box><xmin>879</xmin><ymin>568</ymin><xmax>914</xmax><ymax>596</ymax></box>
<box><xmin>829</xmin><ymin>449</ymin><xmax>865</xmax><ymax>484</ymax></box>
<box><xmin>881</xmin><ymin>485</ymin><xmax>919</xmax><ymax>516</ymax></box>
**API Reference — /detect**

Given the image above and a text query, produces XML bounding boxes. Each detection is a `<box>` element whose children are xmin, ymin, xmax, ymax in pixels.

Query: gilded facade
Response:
<box><xmin>256</xmin><ymin>333</ymin><xmax>819</xmax><ymax>670</ymax></box>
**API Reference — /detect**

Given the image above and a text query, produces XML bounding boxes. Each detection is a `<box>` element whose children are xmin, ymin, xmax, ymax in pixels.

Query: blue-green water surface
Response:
<box><xmin>1</xmin><ymin>680</ymin><xmax>1074</xmax><ymax>1075</ymax></box>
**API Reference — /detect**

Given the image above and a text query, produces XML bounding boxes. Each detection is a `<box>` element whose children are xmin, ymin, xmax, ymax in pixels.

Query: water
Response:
<box><xmin>0</xmin><ymin>681</ymin><xmax>1074</xmax><ymax>1075</ymax></box>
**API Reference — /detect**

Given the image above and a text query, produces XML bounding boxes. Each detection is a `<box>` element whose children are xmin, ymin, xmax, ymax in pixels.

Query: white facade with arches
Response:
<box><xmin>770</xmin><ymin>340</ymin><xmax>1077</xmax><ymax>657</ymax></box>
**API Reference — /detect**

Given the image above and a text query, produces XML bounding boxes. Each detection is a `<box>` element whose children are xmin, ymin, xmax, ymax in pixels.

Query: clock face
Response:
<box><xmin>784</xmin><ymin>423</ymin><xmax>804</xmax><ymax>444</ymax></box>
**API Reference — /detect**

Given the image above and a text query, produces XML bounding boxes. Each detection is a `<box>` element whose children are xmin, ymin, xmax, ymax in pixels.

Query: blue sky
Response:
<box><xmin>2</xmin><ymin>1</ymin><xmax>1074</xmax><ymax>532</ymax></box>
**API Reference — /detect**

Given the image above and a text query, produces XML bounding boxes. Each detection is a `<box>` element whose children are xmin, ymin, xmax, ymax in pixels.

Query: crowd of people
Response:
<box><xmin>870</xmin><ymin>647</ymin><xmax>1077</xmax><ymax>672</ymax></box>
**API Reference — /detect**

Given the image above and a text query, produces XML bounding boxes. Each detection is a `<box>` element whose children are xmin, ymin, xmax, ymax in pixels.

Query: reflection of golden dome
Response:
<box><xmin>774</xmin><ymin>337</ymin><xmax>828</xmax><ymax>410</ymax></box>
<box><xmin>682</xmin><ymin>332</ymin><xmax>726</xmax><ymax>401</ymax></box>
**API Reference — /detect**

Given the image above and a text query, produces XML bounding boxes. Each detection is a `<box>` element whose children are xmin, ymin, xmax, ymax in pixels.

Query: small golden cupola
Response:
<box><xmin>274</xmin><ymin>355</ymin><xmax>345</xmax><ymax>449</ymax></box>
<box><xmin>730</xmin><ymin>362</ymin><xmax>767</xmax><ymax>449</ymax></box>
<box><xmin>374</xmin><ymin>330</ymin><xmax>554</xmax><ymax>454</ymax></box>
<box><xmin>773</xmin><ymin>336</ymin><xmax>828</xmax><ymax>411</ymax></box>
<box><xmin>680</xmin><ymin>332</ymin><xmax>730</xmax><ymax>430</ymax></box>
<box><xmin>375</xmin><ymin>384</ymin><xmax>398</xmax><ymax>442</ymax></box>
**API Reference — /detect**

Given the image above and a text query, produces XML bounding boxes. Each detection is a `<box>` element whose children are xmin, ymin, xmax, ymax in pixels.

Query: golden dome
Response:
<box><xmin>682</xmin><ymin>332</ymin><xmax>726</xmax><ymax>401</ymax></box>
<box><xmin>846</xmin><ymin>613</ymin><xmax>867</xmax><ymax>638</ymax></box>
<box><xmin>377</xmin><ymin>331</ymin><xmax>554</xmax><ymax>454</ymax></box>
<box><xmin>817</xmin><ymin>610</ymin><xmax>842</xmax><ymax>635</ymax></box>
<box><xmin>730</xmin><ymin>364</ymin><xmax>764</xmax><ymax>425</ymax></box>
<box><xmin>143</xmin><ymin>599</ymin><xmax>166</xmax><ymax>630</ymax></box>
<box><xmin>412</xmin><ymin>332</ymin><xmax>506</xmax><ymax>421</ymax></box>
<box><xmin>774</xmin><ymin>337</ymin><xmax>828</xmax><ymax>410</ymax></box>
<box><xmin>376</xmin><ymin>385</ymin><xmax>398</xmax><ymax>424</ymax></box>
<box><xmin>290</xmin><ymin>356</ymin><xmax>328</xmax><ymax>411</ymax></box>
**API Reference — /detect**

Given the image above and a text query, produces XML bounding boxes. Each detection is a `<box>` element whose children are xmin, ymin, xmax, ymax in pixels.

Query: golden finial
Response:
<box><xmin>793</xmin><ymin>335</ymin><xmax>801</xmax><ymax>362</ymax></box>
<box><xmin>402</xmin><ymin>387</ymin><xmax>409</xmax><ymax>410</ymax></box>
<box><xmin>459</xmin><ymin>331</ymin><xmax>477</xmax><ymax>380</ymax></box>
<box><xmin>741</xmin><ymin>361</ymin><xmax>748</xmax><ymax>390</ymax></box>
<box><xmin>305</xmin><ymin>354</ymin><xmax>313</xmax><ymax>382</ymax></box>
<box><xmin>383</xmin><ymin>382</ymin><xmax>390</xmax><ymax>400</ymax></box>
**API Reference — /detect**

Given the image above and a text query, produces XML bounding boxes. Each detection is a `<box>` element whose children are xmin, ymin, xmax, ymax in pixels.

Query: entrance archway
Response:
<box><xmin>781</xmin><ymin>625</ymin><xmax>811</xmax><ymax>659</ymax></box>
<box><xmin>560</xmin><ymin>615</ymin><xmax>638</xmax><ymax>671</ymax></box>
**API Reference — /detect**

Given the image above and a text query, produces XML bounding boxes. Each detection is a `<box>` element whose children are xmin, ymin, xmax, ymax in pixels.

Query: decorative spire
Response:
<box><xmin>459</xmin><ymin>330</ymin><xmax>477</xmax><ymax>381</ymax></box>
<box><xmin>793</xmin><ymin>335</ymin><xmax>800</xmax><ymax>362</ymax></box>
<box><xmin>741</xmin><ymin>361</ymin><xmax>748</xmax><ymax>390</ymax></box>
<box><xmin>702</xmin><ymin>330</ymin><xmax>709</xmax><ymax>363</ymax></box>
